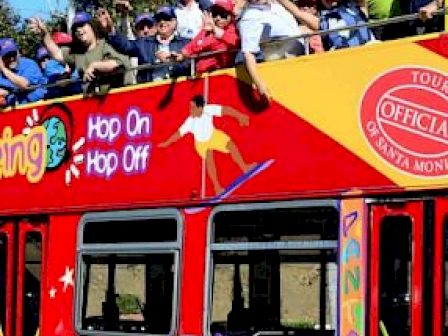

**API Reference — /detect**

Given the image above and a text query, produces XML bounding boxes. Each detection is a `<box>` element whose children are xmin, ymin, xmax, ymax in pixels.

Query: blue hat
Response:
<box><xmin>0</xmin><ymin>38</ymin><xmax>18</xmax><ymax>57</ymax></box>
<box><xmin>36</xmin><ymin>46</ymin><xmax>49</xmax><ymax>61</ymax></box>
<box><xmin>71</xmin><ymin>11</ymin><xmax>92</xmax><ymax>29</ymax></box>
<box><xmin>135</xmin><ymin>13</ymin><xmax>155</xmax><ymax>27</ymax></box>
<box><xmin>154</xmin><ymin>6</ymin><xmax>176</xmax><ymax>21</ymax></box>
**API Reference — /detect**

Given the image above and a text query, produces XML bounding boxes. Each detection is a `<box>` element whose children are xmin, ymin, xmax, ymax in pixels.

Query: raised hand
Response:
<box><xmin>202</xmin><ymin>11</ymin><xmax>215</xmax><ymax>31</ymax></box>
<box><xmin>114</xmin><ymin>0</ymin><xmax>133</xmax><ymax>13</ymax></box>
<box><xmin>28</xmin><ymin>17</ymin><xmax>49</xmax><ymax>37</ymax></box>
<box><xmin>96</xmin><ymin>7</ymin><xmax>114</xmax><ymax>33</ymax></box>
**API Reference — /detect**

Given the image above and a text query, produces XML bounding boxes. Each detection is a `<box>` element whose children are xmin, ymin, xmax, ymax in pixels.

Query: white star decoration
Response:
<box><xmin>49</xmin><ymin>287</ymin><xmax>57</xmax><ymax>299</ymax></box>
<box><xmin>59</xmin><ymin>266</ymin><xmax>75</xmax><ymax>292</ymax></box>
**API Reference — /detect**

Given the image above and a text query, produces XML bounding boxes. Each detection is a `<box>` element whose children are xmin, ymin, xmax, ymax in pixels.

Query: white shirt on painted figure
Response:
<box><xmin>179</xmin><ymin>104</ymin><xmax>222</xmax><ymax>142</ymax></box>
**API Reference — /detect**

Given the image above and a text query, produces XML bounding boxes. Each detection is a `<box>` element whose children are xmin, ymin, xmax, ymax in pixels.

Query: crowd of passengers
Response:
<box><xmin>0</xmin><ymin>0</ymin><xmax>444</xmax><ymax>107</ymax></box>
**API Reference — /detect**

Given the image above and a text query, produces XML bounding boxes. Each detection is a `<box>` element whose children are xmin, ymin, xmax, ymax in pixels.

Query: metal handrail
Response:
<box><xmin>6</xmin><ymin>8</ymin><xmax>448</xmax><ymax>96</ymax></box>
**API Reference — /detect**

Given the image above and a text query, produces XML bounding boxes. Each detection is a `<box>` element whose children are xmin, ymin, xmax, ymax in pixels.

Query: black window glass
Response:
<box><xmin>83</xmin><ymin>218</ymin><xmax>178</xmax><ymax>244</ymax></box>
<box><xmin>378</xmin><ymin>216</ymin><xmax>411</xmax><ymax>336</ymax></box>
<box><xmin>210</xmin><ymin>207</ymin><xmax>338</xmax><ymax>336</ymax></box>
<box><xmin>0</xmin><ymin>234</ymin><xmax>7</xmax><ymax>336</ymax></box>
<box><xmin>213</xmin><ymin>207</ymin><xmax>338</xmax><ymax>243</ymax></box>
<box><xmin>23</xmin><ymin>232</ymin><xmax>42</xmax><ymax>336</ymax></box>
<box><xmin>81</xmin><ymin>253</ymin><xmax>175</xmax><ymax>334</ymax></box>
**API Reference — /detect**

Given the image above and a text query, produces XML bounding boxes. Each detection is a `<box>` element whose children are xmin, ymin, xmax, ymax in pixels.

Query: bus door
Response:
<box><xmin>434</xmin><ymin>197</ymin><xmax>448</xmax><ymax>336</ymax></box>
<box><xmin>369</xmin><ymin>201</ymin><xmax>424</xmax><ymax>336</ymax></box>
<box><xmin>0</xmin><ymin>219</ymin><xmax>47</xmax><ymax>336</ymax></box>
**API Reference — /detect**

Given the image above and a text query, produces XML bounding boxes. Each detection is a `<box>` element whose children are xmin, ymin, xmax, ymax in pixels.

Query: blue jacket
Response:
<box><xmin>0</xmin><ymin>57</ymin><xmax>47</xmax><ymax>105</ymax></box>
<box><xmin>107</xmin><ymin>33</ymin><xmax>190</xmax><ymax>83</ymax></box>
<box><xmin>43</xmin><ymin>59</ymin><xmax>82</xmax><ymax>99</ymax></box>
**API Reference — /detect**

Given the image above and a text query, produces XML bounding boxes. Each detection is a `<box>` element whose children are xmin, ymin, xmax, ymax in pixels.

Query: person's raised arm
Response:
<box><xmin>244</xmin><ymin>51</ymin><xmax>271</xmax><ymax>99</ymax></box>
<box><xmin>0</xmin><ymin>58</ymin><xmax>29</xmax><ymax>89</ymax></box>
<box><xmin>28</xmin><ymin>17</ymin><xmax>64</xmax><ymax>63</ymax></box>
<box><xmin>222</xmin><ymin>106</ymin><xmax>249</xmax><ymax>126</ymax></box>
<box><xmin>275</xmin><ymin>0</ymin><xmax>319</xmax><ymax>30</ymax></box>
<box><xmin>158</xmin><ymin>131</ymin><xmax>182</xmax><ymax>148</ymax></box>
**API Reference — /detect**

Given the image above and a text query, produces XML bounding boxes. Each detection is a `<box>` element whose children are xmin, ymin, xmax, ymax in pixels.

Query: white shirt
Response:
<box><xmin>179</xmin><ymin>105</ymin><xmax>222</xmax><ymax>142</ymax></box>
<box><xmin>239</xmin><ymin>1</ymin><xmax>301</xmax><ymax>53</ymax></box>
<box><xmin>174</xmin><ymin>1</ymin><xmax>204</xmax><ymax>40</ymax></box>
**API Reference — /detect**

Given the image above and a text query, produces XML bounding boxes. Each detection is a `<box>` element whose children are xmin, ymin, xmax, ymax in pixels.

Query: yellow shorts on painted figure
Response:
<box><xmin>194</xmin><ymin>129</ymin><xmax>230</xmax><ymax>159</ymax></box>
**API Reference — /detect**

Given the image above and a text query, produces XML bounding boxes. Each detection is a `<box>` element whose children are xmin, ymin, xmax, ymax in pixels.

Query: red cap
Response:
<box><xmin>212</xmin><ymin>0</ymin><xmax>234</xmax><ymax>13</ymax></box>
<box><xmin>51</xmin><ymin>32</ymin><xmax>73</xmax><ymax>46</ymax></box>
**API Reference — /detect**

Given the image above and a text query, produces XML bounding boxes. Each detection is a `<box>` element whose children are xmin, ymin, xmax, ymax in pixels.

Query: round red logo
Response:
<box><xmin>360</xmin><ymin>67</ymin><xmax>448</xmax><ymax>177</ymax></box>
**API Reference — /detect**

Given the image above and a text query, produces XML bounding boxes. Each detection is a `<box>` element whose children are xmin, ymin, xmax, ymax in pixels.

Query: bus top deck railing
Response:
<box><xmin>2</xmin><ymin>8</ymin><xmax>446</xmax><ymax>101</ymax></box>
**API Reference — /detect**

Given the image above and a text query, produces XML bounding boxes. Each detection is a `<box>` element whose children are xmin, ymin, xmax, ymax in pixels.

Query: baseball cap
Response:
<box><xmin>154</xmin><ymin>6</ymin><xmax>176</xmax><ymax>21</ymax></box>
<box><xmin>71</xmin><ymin>11</ymin><xmax>92</xmax><ymax>29</ymax></box>
<box><xmin>211</xmin><ymin>0</ymin><xmax>234</xmax><ymax>13</ymax></box>
<box><xmin>135</xmin><ymin>13</ymin><xmax>155</xmax><ymax>27</ymax></box>
<box><xmin>51</xmin><ymin>32</ymin><xmax>73</xmax><ymax>46</ymax></box>
<box><xmin>36</xmin><ymin>46</ymin><xmax>49</xmax><ymax>61</ymax></box>
<box><xmin>0</xmin><ymin>38</ymin><xmax>18</xmax><ymax>57</ymax></box>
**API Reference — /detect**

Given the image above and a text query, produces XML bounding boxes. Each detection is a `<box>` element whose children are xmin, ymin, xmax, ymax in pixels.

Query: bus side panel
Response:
<box><xmin>180</xmin><ymin>209</ymin><xmax>211</xmax><ymax>336</ymax></box>
<box><xmin>41</xmin><ymin>214</ymin><xmax>80</xmax><ymax>336</ymax></box>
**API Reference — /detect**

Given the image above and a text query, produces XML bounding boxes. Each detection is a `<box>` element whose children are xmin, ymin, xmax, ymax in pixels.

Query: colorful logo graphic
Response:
<box><xmin>360</xmin><ymin>67</ymin><xmax>448</xmax><ymax>177</ymax></box>
<box><xmin>43</xmin><ymin>116</ymin><xmax>68</xmax><ymax>169</ymax></box>
<box><xmin>23</xmin><ymin>104</ymin><xmax>84</xmax><ymax>185</ymax></box>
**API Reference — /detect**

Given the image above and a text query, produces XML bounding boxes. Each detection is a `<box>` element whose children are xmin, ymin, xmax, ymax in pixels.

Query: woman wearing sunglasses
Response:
<box><xmin>181</xmin><ymin>0</ymin><xmax>239</xmax><ymax>74</ymax></box>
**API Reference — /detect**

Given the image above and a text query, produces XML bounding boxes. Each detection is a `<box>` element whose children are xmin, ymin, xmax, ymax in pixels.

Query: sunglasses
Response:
<box><xmin>155</xmin><ymin>14</ymin><xmax>173</xmax><ymax>22</ymax></box>
<box><xmin>3</xmin><ymin>51</ymin><xmax>17</xmax><ymax>58</ymax></box>
<box><xmin>211</xmin><ymin>9</ymin><xmax>230</xmax><ymax>18</ymax></box>
<box><xmin>137</xmin><ymin>22</ymin><xmax>154</xmax><ymax>30</ymax></box>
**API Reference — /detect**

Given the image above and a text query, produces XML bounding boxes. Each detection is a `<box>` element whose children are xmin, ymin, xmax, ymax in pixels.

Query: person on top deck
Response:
<box><xmin>181</xmin><ymin>0</ymin><xmax>240</xmax><ymax>73</ymax></box>
<box><xmin>35</xmin><ymin>33</ymin><xmax>82</xmax><ymax>98</ymax></box>
<box><xmin>100</xmin><ymin>5</ymin><xmax>190</xmax><ymax>82</ymax></box>
<box><xmin>174</xmin><ymin>0</ymin><xmax>206</xmax><ymax>40</ymax></box>
<box><xmin>0</xmin><ymin>38</ymin><xmax>46</xmax><ymax>107</ymax></box>
<box><xmin>29</xmin><ymin>12</ymin><xmax>131</xmax><ymax>93</ymax></box>
<box><xmin>237</xmin><ymin>0</ymin><xmax>306</xmax><ymax>99</ymax></box>
<box><xmin>98</xmin><ymin>8</ymin><xmax>164</xmax><ymax>83</ymax></box>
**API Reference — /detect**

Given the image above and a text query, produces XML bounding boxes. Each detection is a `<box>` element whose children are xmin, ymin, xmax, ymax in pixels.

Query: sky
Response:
<box><xmin>9</xmin><ymin>0</ymin><xmax>68</xmax><ymax>19</ymax></box>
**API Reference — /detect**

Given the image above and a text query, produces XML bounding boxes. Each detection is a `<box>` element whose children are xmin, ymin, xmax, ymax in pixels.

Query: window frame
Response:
<box><xmin>75</xmin><ymin>209</ymin><xmax>182</xmax><ymax>336</ymax></box>
<box><xmin>203</xmin><ymin>200</ymin><xmax>339</xmax><ymax>335</ymax></box>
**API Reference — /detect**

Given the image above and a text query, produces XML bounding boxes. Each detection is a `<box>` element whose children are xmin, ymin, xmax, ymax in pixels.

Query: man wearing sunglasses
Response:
<box><xmin>99</xmin><ymin>6</ymin><xmax>190</xmax><ymax>83</ymax></box>
<box><xmin>0</xmin><ymin>38</ymin><xmax>46</xmax><ymax>107</ymax></box>
<box><xmin>181</xmin><ymin>0</ymin><xmax>239</xmax><ymax>73</ymax></box>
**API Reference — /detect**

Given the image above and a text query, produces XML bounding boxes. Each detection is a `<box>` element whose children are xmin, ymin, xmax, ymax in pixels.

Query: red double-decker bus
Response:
<box><xmin>0</xmin><ymin>30</ymin><xmax>447</xmax><ymax>336</ymax></box>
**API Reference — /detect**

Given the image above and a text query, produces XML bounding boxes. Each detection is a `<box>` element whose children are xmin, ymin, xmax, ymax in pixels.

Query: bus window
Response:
<box><xmin>0</xmin><ymin>234</ymin><xmax>6</xmax><ymax>335</ymax></box>
<box><xmin>82</xmin><ymin>253</ymin><xmax>175</xmax><ymax>333</ymax></box>
<box><xmin>379</xmin><ymin>217</ymin><xmax>411</xmax><ymax>336</ymax></box>
<box><xmin>77</xmin><ymin>212</ymin><xmax>180</xmax><ymax>335</ymax></box>
<box><xmin>209</xmin><ymin>206</ymin><xmax>338</xmax><ymax>336</ymax></box>
<box><xmin>23</xmin><ymin>232</ymin><xmax>42</xmax><ymax>336</ymax></box>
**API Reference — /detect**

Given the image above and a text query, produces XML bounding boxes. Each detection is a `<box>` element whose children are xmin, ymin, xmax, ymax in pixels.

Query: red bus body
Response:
<box><xmin>0</xmin><ymin>33</ymin><xmax>447</xmax><ymax>336</ymax></box>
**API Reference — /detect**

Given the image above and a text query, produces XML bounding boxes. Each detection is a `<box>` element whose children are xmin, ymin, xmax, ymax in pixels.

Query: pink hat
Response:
<box><xmin>211</xmin><ymin>0</ymin><xmax>234</xmax><ymax>13</ymax></box>
<box><xmin>51</xmin><ymin>32</ymin><xmax>73</xmax><ymax>46</ymax></box>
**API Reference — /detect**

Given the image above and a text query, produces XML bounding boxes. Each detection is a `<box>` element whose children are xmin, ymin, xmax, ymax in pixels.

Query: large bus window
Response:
<box><xmin>379</xmin><ymin>217</ymin><xmax>411</xmax><ymax>336</ymax></box>
<box><xmin>77</xmin><ymin>212</ymin><xmax>180</xmax><ymax>335</ymax></box>
<box><xmin>209</xmin><ymin>206</ymin><xmax>338</xmax><ymax>336</ymax></box>
<box><xmin>82</xmin><ymin>254</ymin><xmax>175</xmax><ymax>333</ymax></box>
<box><xmin>0</xmin><ymin>234</ymin><xmax>6</xmax><ymax>335</ymax></box>
<box><xmin>23</xmin><ymin>232</ymin><xmax>42</xmax><ymax>336</ymax></box>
